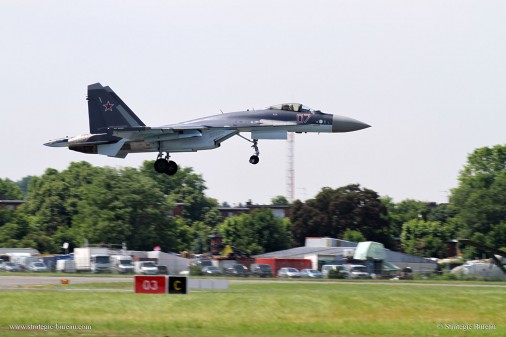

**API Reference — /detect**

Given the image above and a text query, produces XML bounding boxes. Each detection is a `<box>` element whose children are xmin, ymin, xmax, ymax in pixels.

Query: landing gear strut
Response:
<box><xmin>154</xmin><ymin>153</ymin><xmax>178</xmax><ymax>175</ymax></box>
<box><xmin>249</xmin><ymin>139</ymin><xmax>260</xmax><ymax>165</ymax></box>
<box><xmin>237</xmin><ymin>134</ymin><xmax>260</xmax><ymax>165</ymax></box>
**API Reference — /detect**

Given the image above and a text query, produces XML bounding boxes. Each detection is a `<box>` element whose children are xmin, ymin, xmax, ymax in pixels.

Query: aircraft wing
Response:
<box><xmin>111</xmin><ymin>126</ymin><xmax>207</xmax><ymax>137</ymax></box>
<box><xmin>109</xmin><ymin>126</ymin><xmax>211</xmax><ymax>143</ymax></box>
<box><xmin>108</xmin><ymin>124</ymin><xmax>236</xmax><ymax>142</ymax></box>
<box><xmin>109</xmin><ymin>118</ymin><xmax>297</xmax><ymax>141</ymax></box>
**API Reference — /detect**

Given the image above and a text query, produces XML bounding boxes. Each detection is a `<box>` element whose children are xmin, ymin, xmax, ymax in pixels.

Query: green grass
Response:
<box><xmin>0</xmin><ymin>282</ymin><xmax>505</xmax><ymax>337</ymax></box>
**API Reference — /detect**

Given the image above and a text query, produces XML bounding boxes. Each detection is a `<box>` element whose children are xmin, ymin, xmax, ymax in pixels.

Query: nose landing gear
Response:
<box><xmin>154</xmin><ymin>153</ymin><xmax>178</xmax><ymax>175</ymax></box>
<box><xmin>237</xmin><ymin>134</ymin><xmax>260</xmax><ymax>165</ymax></box>
<box><xmin>249</xmin><ymin>139</ymin><xmax>260</xmax><ymax>165</ymax></box>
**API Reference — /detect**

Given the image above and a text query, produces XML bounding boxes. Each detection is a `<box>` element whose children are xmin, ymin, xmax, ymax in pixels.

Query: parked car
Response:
<box><xmin>27</xmin><ymin>262</ymin><xmax>48</xmax><ymax>272</ymax></box>
<box><xmin>202</xmin><ymin>266</ymin><xmax>222</xmax><ymax>276</ymax></box>
<box><xmin>299</xmin><ymin>269</ymin><xmax>323</xmax><ymax>278</ymax></box>
<box><xmin>277</xmin><ymin>267</ymin><xmax>301</xmax><ymax>278</ymax></box>
<box><xmin>224</xmin><ymin>264</ymin><xmax>250</xmax><ymax>277</ymax></box>
<box><xmin>3</xmin><ymin>262</ymin><xmax>23</xmax><ymax>272</ymax></box>
<box><xmin>250</xmin><ymin>264</ymin><xmax>273</xmax><ymax>278</ymax></box>
<box><xmin>344</xmin><ymin>264</ymin><xmax>370</xmax><ymax>279</ymax></box>
<box><xmin>321</xmin><ymin>265</ymin><xmax>349</xmax><ymax>278</ymax></box>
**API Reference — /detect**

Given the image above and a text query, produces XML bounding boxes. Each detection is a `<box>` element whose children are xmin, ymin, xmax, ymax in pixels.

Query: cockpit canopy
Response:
<box><xmin>268</xmin><ymin>103</ymin><xmax>318</xmax><ymax>113</ymax></box>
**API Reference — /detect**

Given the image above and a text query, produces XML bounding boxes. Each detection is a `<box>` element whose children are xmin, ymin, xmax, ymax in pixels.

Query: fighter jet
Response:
<box><xmin>45</xmin><ymin>83</ymin><xmax>370</xmax><ymax>175</ymax></box>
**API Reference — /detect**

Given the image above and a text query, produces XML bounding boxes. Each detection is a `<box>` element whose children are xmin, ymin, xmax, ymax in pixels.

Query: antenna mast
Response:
<box><xmin>286</xmin><ymin>133</ymin><xmax>295</xmax><ymax>202</ymax></box>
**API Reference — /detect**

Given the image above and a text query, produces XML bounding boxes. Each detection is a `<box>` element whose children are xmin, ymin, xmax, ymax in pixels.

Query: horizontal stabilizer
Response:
<box><xmin>97</xmin><ymin>138</ymin><xmax>127</xmax><ymax>157</ymax></box>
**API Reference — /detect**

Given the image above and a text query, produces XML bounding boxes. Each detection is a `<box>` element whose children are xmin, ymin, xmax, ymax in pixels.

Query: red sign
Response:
<box><xmin>134</xmin><ymin>275</ymin><xmax>167</xmax><ymax>294</ymax></box>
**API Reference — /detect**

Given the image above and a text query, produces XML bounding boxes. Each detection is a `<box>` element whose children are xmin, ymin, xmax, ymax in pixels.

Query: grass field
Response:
<box><xmin>0</xmin><ymin>281</ymin><xmax>504</xmax><ymax>337</ymax></box>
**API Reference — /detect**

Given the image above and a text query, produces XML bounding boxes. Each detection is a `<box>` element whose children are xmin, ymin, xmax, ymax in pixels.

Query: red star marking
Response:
<box><xmin>103</xmin><ymin>101</ymin><xmax>114</xmax><ymax>111</ymax></box>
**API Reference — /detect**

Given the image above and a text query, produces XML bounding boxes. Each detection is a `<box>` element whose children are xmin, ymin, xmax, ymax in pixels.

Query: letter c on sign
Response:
<box><xmin>174</xmin><ymin>280</ymin><xmax>182</xmax><ymax>291</ymax></box>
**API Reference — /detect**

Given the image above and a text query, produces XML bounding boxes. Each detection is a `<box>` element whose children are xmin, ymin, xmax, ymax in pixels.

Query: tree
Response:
<box><xmin>21</xmin><ymin>162</ymin><xmax>104</xmax><ymax>248</ymax></box>
<box><xmin>0</xmin><ymin>209</ymin><xmax>58</xmax><ymax>253</ymax></box>
<box><xmin>0</xmin><ymin>179</ymin><xmax>23</xmax><ymax>230</ymax></box>
<box><xmin>271</xmin><ymin>195</ymin><xmax>289</xmax><ymax>205</ymax></box>
<box><xmin>291</xmin><ymin>184</ymin><xmax>393</xmax><ymax>247</ymax></box>
<box><xmin>139</xmin><ymin>161</ymin><xmax>220</xmax><ymax>227</ymax></box>
<box><xmin>400</xmin><ymin>219</ymin><xmax>456</xmax><ymax>258</ymax></box>
<box><xmin>343</xmin><ymin>229</ymin><xmax>366</xmax><ymax>242</ymax></box>
<box><xmin>381</xmin><ymin>197</ymin><xmax>430</xmax><ymax>237</ymax></box>
<box><xmin>71</xmin><ymin>167</ymin><xmax>180</xmax><ymax>251</ymax></box>
<box><xmin>0</xmin><ymin>178</ymin><xmax>23</xmax><ymax>199</ymax></box>
<box><xmin>2</xmin><ymin>161</ymin><xmax>225</xmax><ymax>253</ymax></box>
<box><xmin>16</xmin><ymin>176</ymin><xmax>33</xmax><ymax>197</ymax></box>
<box><xmin>217</xmin><ymin>209</ymin><xmax>292</xmax><ymax>255</ymax></box>
<box><xmin>451</xmin><ymin>145</ymin><xmax>506</xmax><ymax>251</ymax></box>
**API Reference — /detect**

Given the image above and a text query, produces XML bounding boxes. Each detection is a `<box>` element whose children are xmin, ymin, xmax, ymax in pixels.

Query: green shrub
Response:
<box><xmin>190</xmin><ymin>265</ymin><xmax>203</xmax><ymax>276</ymax></box>
<box><xmin>328</xmin><ymin>269</ymin><xmax>346</xmax><ymax>279</ymax></box>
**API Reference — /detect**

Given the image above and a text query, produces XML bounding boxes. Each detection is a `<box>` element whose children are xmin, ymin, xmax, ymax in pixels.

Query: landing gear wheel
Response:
<box><xmin>249</xmin><ymin>155</ymin><xmax>260</xmax><ymax>165</ymax></box>
<box><xmin>154</xmin><ymin>158</ymin><xmax>169</xmax><ymax>173</ymax></box>
<box><xmin>165</xmin><ymin>160</ymin><xmax>178</xmax><ymax>175</ymax></box>
<box><xmin>236</xmin><ymin>135</ymin><xmax>261</xmax><ymax>165</ymax></box>
<box><xmin>154</xmin><ymin>152</ymin><xmax>178</xmax><ymax>175</ymax></box>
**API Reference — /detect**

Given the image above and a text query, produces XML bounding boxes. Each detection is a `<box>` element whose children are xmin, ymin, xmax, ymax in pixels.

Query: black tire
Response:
<box><xmin>154</xmin><ymin>158</ymin><xmax>169</xmax><ymax>173</ymax></box>
<box><xmin>165</xmin><ymin>160</ymin><xmax>178</xmax><ymax>175</ymax></box>
<box><xmin>249</xmin><ymin>155</ymin><xmax>259</xmax><ymax>165</ymax></box>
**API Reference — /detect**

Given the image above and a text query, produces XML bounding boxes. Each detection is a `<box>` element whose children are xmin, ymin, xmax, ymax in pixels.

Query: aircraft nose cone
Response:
<box><xmin>332</xmin><ymin>115</ymin><xmax>371</xmax><ymax>132</ymax></box>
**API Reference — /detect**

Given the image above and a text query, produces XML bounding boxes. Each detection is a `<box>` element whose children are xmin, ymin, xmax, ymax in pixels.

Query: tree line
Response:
<box><xmin>1</xmin><ymin>144</ymin><xmax>505</xmax><ymax>259</ymax></box>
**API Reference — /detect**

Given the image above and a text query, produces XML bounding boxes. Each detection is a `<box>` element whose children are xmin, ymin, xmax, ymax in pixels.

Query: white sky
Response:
<box><xmin>1</xmin><ymin>1</ymin><xmax>505</xmax><ymax>205</ymax></box>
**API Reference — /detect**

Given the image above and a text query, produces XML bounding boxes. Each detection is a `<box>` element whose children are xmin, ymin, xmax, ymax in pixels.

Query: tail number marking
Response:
<box><xmin>297</xmin><ymin>114</ymin><xmax>311</xmax><ymax>124</ymax></box>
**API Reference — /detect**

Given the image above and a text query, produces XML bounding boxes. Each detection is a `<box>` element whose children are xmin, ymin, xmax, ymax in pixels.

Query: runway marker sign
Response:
<box><xmin>168</xmin><ymin>276</ymin><xmax>188</xmax><ymax>294</ymax></box>
<box><xmin>134</xmin><ymin>275</ymin><xmax>167</xmax><ymax>294</ymax></box>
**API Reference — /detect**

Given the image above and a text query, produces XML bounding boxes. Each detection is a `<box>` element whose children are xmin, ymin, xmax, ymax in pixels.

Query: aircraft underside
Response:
<box><xmin>151</xmin><ymin>129</ymin><xmax>259</xmax><ymax>175</ymax></box>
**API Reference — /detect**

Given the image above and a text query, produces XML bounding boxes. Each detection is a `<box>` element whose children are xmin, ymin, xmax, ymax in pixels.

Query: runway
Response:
<box><xmin>1</xmin><ymin>275</ymin><xmax>505</xmax><ymax>290</ymax></box>
<box><xmin>0</xmin><ymin>275</ymin><xmax>132</xmax><ymax>289</ymax></box>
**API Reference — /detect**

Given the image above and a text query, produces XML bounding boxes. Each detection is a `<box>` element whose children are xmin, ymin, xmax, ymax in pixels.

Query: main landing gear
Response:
<box><xmin>154</xmin><ymin>153</ymin><xmax>178</xmax><ymax>175</ymax></box>
<box><xmin>153</xmin><ymin>136</ymin><xmax>260</xmax><ymax>175</ymax></box>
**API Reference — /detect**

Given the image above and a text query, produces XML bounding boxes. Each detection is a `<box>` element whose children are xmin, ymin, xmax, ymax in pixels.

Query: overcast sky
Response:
<box><xmin>1</xmin><ymin>1</ymin><xmax>505</xmax><ymax>205</ymax></box>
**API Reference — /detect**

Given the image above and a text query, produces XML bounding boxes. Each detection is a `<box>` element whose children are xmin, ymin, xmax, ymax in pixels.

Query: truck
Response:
<box><xmin>56</xmin><ymin>259</ymin><xmax>76</xmax><ymax>273</ymax></box>
<box><xmin>74</xmin><ymin>248</ymin><xmax>111</xmax><ymax>273</ymax></box>
<box><xmin>110</xmin><ymin>255</ymin><xmax>134</xmax><ymax>274</ymax></box>
<box><xmin>134</xmin><ymin>260</ymin><xmax>159</xmax><ymax>275</ymax></box>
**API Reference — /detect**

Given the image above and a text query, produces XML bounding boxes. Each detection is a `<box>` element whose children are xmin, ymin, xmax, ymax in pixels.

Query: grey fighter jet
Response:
<box><xmin>45</xmin><ymin>83</ymin><xmax>370</xmax><ymax>175</ymax></box>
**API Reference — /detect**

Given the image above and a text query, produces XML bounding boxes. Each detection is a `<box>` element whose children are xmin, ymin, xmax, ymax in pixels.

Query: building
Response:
<box><xmin>218</xmin><ymin>201</ymin><xmax>290</xmax><ymax>219</ymax></box>
<box><xmin>125</xmin><ymin>250</ymin><xmax>189</xmax><ymax>275</ymax></box>
<box><xmin>255</xmin><ymin>237</ymin><xmax>437</xmax><ymax>276</ymax></box>
<box><xmin>0</xmin><ymin>248</ymin><xmax>40</xmax><ymax>256</ymax></box>
<box><xmin>0</xmin><ymin>248</ymin><xmax>40</xmax><ymax>263</ymax></box>
<box><xmin>0</xmin><ymin>200</ymin><xmax>25</xmax><ymax>210</ymax></box>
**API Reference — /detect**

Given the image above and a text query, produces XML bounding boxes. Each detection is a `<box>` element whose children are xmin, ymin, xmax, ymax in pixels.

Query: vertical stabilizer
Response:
<box><xmin>87</xmin><ymin>83</ymin><xmax>145</xmax><ymax>134</ymax></box>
